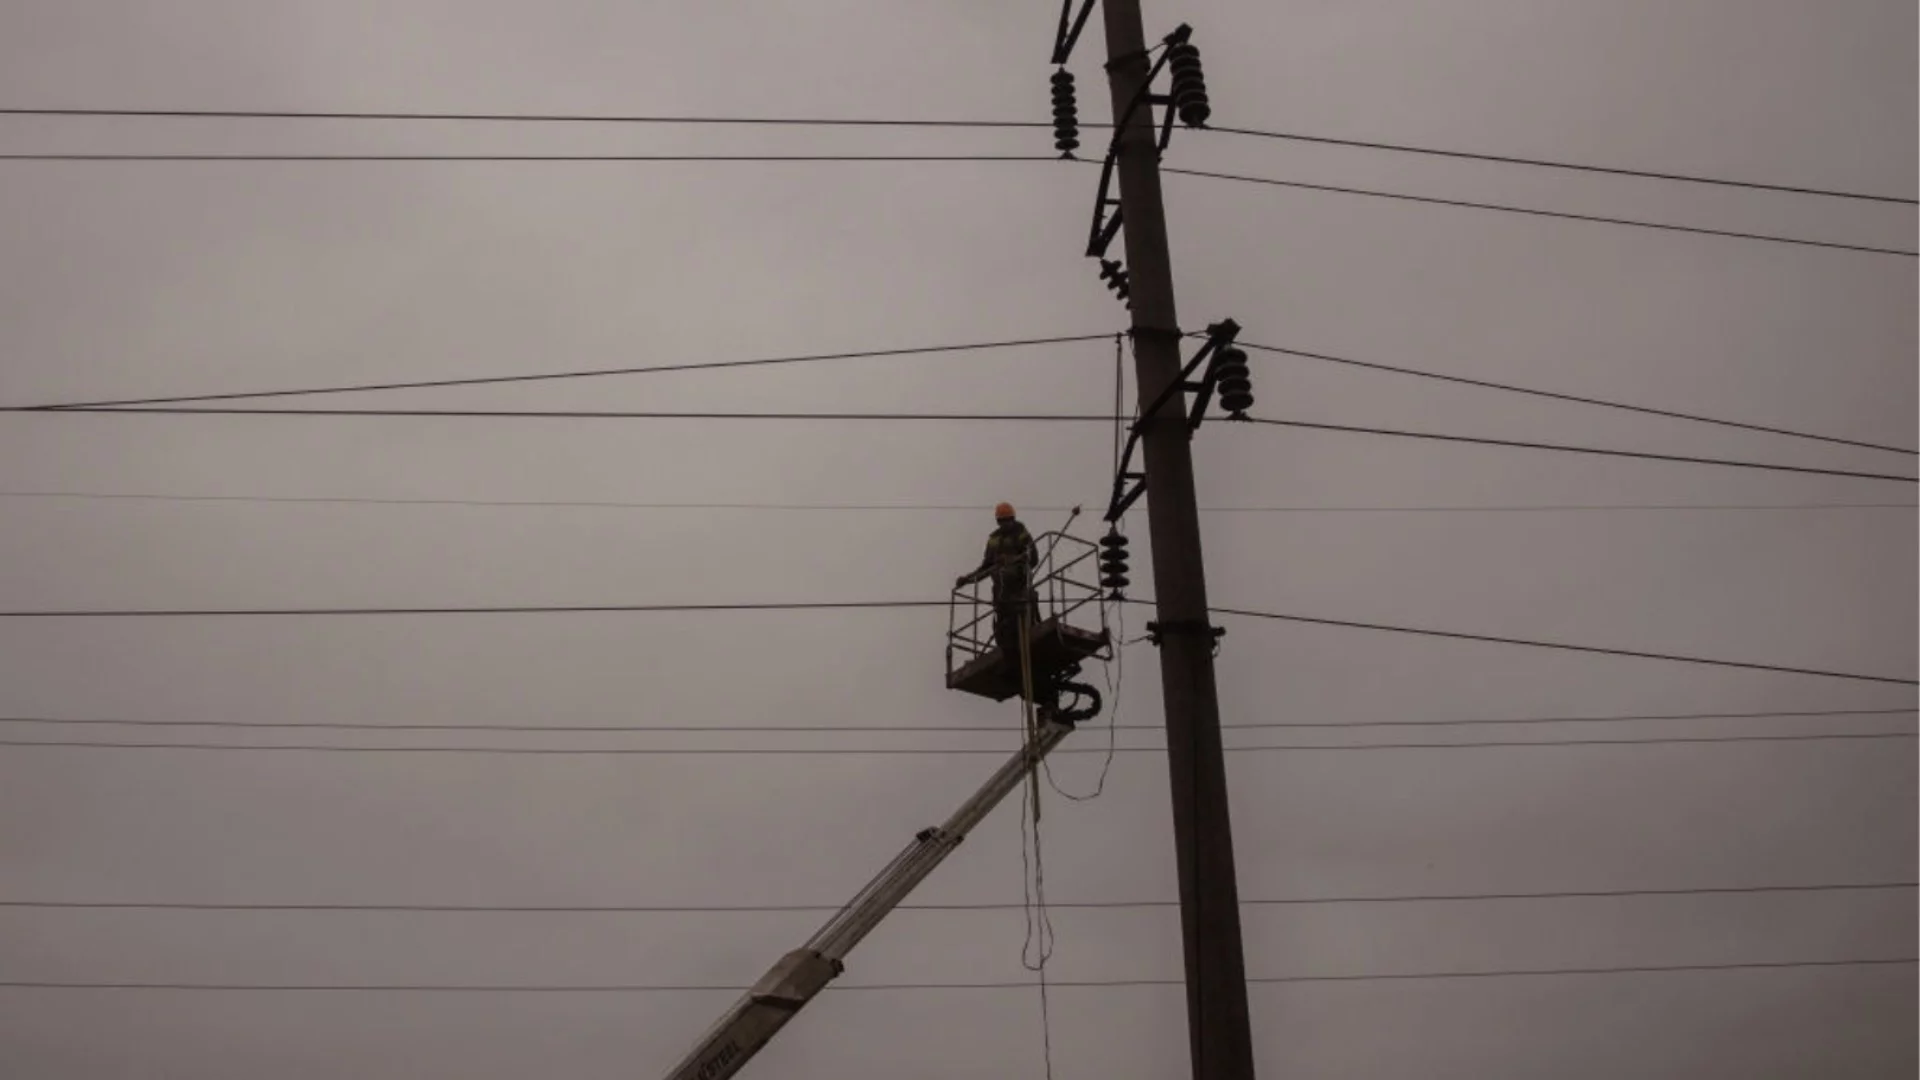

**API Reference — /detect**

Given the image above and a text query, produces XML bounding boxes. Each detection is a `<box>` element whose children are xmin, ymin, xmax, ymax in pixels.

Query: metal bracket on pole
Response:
<box><xmin>1085</xmin><ymin>26</ymin><xmax>1199</xmax><ymax>280</ymax></box>
<box><xmin>1106</xmin><ymin>466</ymin><xmax>1149</xmax><ymax>524</ymax></box>
<box><xmin>1185</xmin><ymin>318</ymin><xmax>1242</xmax><ymax>429</ymax></box>
<box><xmin>1086</xmin><ymin>151</ymin><xmax>1125</xmax><ymax>258</ymax></box>
<box><xmin>1050</xmin><ymin>0</ymin><xmax>1100</xmax><ymax>65</ymax></box>
<box><xmin>1154</xmin><ymin>94</ymin><xmax>1179</xmax><ymax>154</ymax></box>
<box><xmin>1105</xmin><ymin>24</ymin><xmax>1191</xmax><ymax>139</ymax></box>
<box><xmin>1102</xmin><ymin>319</ymin><xmax>1241</xmax><ymax>523</ymax></box>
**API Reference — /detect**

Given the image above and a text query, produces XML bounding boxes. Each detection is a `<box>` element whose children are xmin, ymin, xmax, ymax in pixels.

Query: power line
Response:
<box><xmin>1258</xmin><ymin>958</ymin><xmax>1917</xmax><ymax>987</ymax></box>
<box><xmin>0</xmin><ymin>491</ymin><xmax>1908</xmax><ymax>514</ymax></box>
<box><xmin>1206</xmin><ymin>604</ymin><xmax>1919</xmax><ymax>687</ymax></box>
<box><xmin>0</xmin><ymin>107</ymin><xmax>1055</xmax><ymax>128</ymax></box>
<box><xmin>1232</xmin><ymin>707</ymin><xmax>1920</xmax><ymax>732</ymax></box>
<box><xmin>4</xmin><ymin>881</ymin><xmax>1909</xmax><ymax>913</ymax></box>
<box><xmin>1199</xmin><ymin>125</ymin><xmax>1918</xmax><ymax>206</ymax></box>
<box><xmin>0</xmin><ymin>149</ymin><xmax>1902</xmax><ymax>254</ymax></box>
<box><xmin>21</xmin><ymin>405</ymin><xmax>1918</xmax><ymax>483</ymax></box>
<box><xmin>6</xmin><ymin>706</ymin><xmax>1904</xmax><ymax>734</ymax></box>
<box><xmin>0</xmin><ymin>732</ymin><xmax>1905</xmax><ymax>756</ymax></box>
<box><xmin>1184</xmin><ymin>502</ymin><xmax>1920</xmax><ymax>514</ymax></box>
<box><xmin>0</xmin><ymin>492</ymin><xmax>1085</xmax><ymax>511</ymax></box>
<box><xmin>0</xmin><ymin>152</ymin><xmax>1058</xmax><ymax>164</ymax></box>
<box><xmin>1</xmin><ymin>593</ymin><xmax>1908</xmax><ymax>687</ymax></box>
<box><xmin>1</xmin><ymin>958</ymin><xmax>1907</xmax><ymax>993</ymax></box>
<box><xmin>0</xmin><ymin>599</ymin><xmax>948</xmax><ymax>618</ymax></box>
<box><xmin>4</xmin><ymin>107</ymin><xmax>1908</xmax><ymax>204</ymax></box>
<box><xmin>1230</xmin><ymin>339</ymin><xmax>1917</xmax><ymax>456</ymax></box>
<box><xmin>1</xmin><ymin>151</ymin><xmax>1895</xmax><ymax>255</ymax></box>
<box><xmin>2</xmin><ymin>592</ymin><xmax>1910</xmax><ymax>686</ymax></box>
<box><xmin>1159</xmin><ymin>166</ymin><xmax>1918</xmax><ymax>258</ymax></box>
<box><xmin>1241</xmin><ymin>417</ymin><xmax>1918</xmax><ymax>484</ymax></box>
<box><xmin>15</xmin><ymin>406</ymin><xmax>1112</xmax><ymax>422</ymax></box>
<box><xmin>18</xmin><ymin>325</ymin><xmax>1899</xmax><ymax>456</ymax></box>
<box><xmin>14</xmin><ymin>333</ymin><xmax>1111</xmax><ymax>411</ymax></box>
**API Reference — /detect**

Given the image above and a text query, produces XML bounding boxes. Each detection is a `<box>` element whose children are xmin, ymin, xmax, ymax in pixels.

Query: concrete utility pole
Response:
<box><xmin>1096</xmin><ymin>1</ymin><xmax>1259</xmax><ymax>1076</ymax></box>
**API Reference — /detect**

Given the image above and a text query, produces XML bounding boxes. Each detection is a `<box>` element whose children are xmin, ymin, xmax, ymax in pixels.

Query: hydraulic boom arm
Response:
<box><xmin>660</xmin><ymin>719</ymin><xmax>1076</xmax><ymax>1080</ymax></box>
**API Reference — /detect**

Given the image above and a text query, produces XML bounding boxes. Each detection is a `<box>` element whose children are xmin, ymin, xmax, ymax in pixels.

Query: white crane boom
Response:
<box><xmin>660</xmin><ymin>718</ymin><xmax>1075</xmax><ymax>1080</ymax></box>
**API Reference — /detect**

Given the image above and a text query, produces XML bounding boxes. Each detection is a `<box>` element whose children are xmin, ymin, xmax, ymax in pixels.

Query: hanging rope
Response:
<box><xmin>1038</xmin><ymin>967</ymin><xmax>1056</xmax><ymax>1080</ymax></box>
<box><xmin>1015</xmin><ymin>604</ymin><xmax>1057</xmax><ymax>1080</ymax></box>
<box><xmin>1018</xmin><ymin>757</ymin><xmax>1058</xmax><ymax>1077</ymax></box>
<box><xmin>1019</xmin><ymin>753</ymin><xmax>1057</xmax><ymax>972</ymax></box>
<box><xmin>1013</xmin><ymin>562</ymin><xmax>1046</xmax><ymax>960</ymax></box>
<box><xmin>1017</xmin><ymin>580</ymin><xmax>1041</xmax><ymax>814</ymax></box>
<box><xmin>1024</xmin><ymin>338</ymin><xmax>1124</xmax><ymax>1076</ymax></box>
<box><xmin>1045</xmin><ymin>591</ymin><xmax>1123</xmax><ymax>801</ymax></box>
<box><xmin>1045</xmin><ymin>334</ymin><xmax>1130</xmax><ymax>803</ymax></box>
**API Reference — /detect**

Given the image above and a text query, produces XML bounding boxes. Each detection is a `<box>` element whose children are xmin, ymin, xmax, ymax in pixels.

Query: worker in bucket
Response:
<box><xmin>956</xmin><ymin>502</ymin><xmax>1038</xmax><ymax>672</ymax></box>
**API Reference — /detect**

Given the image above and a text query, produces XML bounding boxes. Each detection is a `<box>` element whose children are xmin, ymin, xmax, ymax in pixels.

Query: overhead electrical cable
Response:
<box><xmin>16</xmin><ymin>406</ymin><xmax>1915</xmax><ymax>484</ymax></box>
<box><xmin>0</xmin><ymin>314</ymin><xmax>1905</xmax><ymax>486</ymax></box>
<box><xmin>0</xmin><ymin>152</ymin><xmax>1058</xmax><ymax>164</ymax></box>
<box><xmin>2</xmin><ymin>706</ymin><xmax>1907</xmax><ymax>733</ymax></box>
<box><xmin>0</xmin><ymin>732</ymin><xmax>1906</xmax><ymax>756</ymax></box>
<box><xmin>0</xmin><ymin>599</ymin><xmax>950</xmax><ymax>617</ymax></box>
<box><xmin>2</xmin><ymin>957</ymin><xmax>1909</xmax><ymax>993</ymax></box>
<box><xmin>5</xmin><ymin>881</ymin><xmax>1909</xmax><ymax>913</ymax></box>
<box><xmin>0</xmin><ymin>106</ymin><xmax>1060</xmax><ymax>128</ymax></box>
<box><xmin>1227</xmin><ymin>339</ymin><xmax>1916</xmax><ymax>456</ymax></box>
<box><xmin>1240</xmin><ymin>417</ymin><xmax>1917</xmax><ymax>484</ymax></box>
<box><xmin>1</xmin><ymin>596</ymin><xmax>1908</xmax><ymax>685</ymax></box>
<box><xmin>1158</xmin><ymin>166</ymin><xmax>1917</xmax><ymax>258</ymax></box>
<box><xmin>1197</xmin><ymin>125</ymin><xmax>1919</xmax><ymax>205</ymax></box>
<box><xmin>0</xmin><ymin>148</ymin><xmax>1902</xmax><ymax>253</ymax></box>
<box><xmin>0</xmin><ymin>491</ymin><xmax>1907</xmax><ymax>514</ymax></box>
<box><xmin>3</xmin><ymin>106</ymin><xmax>1908</xmax><ymax>203</ymax></box>
<box><xmin>12</xmin><ymin>326</ymin><xmax>1901</xmax><ymax>455</ymax></box>
<box><xmin>1205</xmin><ymin>603</ymin><xmax>1918</xmax><ymax>687</ymax></box>
<box><xmin>1194</xmin><ymin>501</ymin><xmax>1919</xmax><ymax>514</ymax></box>
<box><xmin>11</xmin><ymin>333</ymin><xmax>1111</xmax><ymax>411</ymax></box>
<box><xmin>9</xmin><ymin>406</ymin><xmax>1111</xmax><ymax>421</ymax></box>
<box><xmin>0</xmin><ymin>151</ymin><xmax>1897</xmax><ymax>254</ymax></box>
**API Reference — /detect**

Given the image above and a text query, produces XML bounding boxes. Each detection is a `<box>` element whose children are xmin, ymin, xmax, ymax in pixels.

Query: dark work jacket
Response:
<box><xmin>975</xmin><ymin>520</ymin><xmax>1036</xmax><ymax>602</ymax></box>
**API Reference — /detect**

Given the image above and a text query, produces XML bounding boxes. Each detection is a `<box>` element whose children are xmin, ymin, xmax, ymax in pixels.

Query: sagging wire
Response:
<box><xmin>1044</xmin><ymin>595</ymin><xmax>1123</xmax><ymax>802</ymax></box>
<box><xmin>1045</xmin><ymin>331</ymin><xmax>1131</xmax><ymax>802</ymax></box>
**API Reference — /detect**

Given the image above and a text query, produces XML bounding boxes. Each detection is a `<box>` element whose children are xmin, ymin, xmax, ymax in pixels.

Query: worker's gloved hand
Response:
<box><xmin>954</xmin><ymin>574</ymin><xmax>970</xmax><ymax>588</ymax></box>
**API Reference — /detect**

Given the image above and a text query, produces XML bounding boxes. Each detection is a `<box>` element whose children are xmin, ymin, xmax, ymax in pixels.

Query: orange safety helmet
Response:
<box><xmin>994</xmin><ymin>502</ymin><xmax>1015</xmax><ymax>520</ymax></box>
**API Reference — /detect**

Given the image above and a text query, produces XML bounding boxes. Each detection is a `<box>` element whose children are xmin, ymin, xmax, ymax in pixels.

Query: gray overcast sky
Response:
<box><xmin>1</xmin><ymin>1</ymin><xmax>1915</xmax><ymax>1077</ymax></box>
